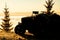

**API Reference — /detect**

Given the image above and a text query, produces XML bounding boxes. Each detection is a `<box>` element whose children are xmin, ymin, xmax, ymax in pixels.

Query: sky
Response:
<box><xmin>0</xmin><ymin>0</ymin><xmax>60</xmax><ymax>14</ymax></box>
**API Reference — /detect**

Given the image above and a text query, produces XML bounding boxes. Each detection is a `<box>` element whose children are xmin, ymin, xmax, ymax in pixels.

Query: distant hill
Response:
<box><xmin>0</xmin><ymin>12</ymin><xmax>32</xmax><ymax>16</ymax></box>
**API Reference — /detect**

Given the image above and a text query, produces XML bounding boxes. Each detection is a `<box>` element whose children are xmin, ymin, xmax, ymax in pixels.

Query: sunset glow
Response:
<box><xmin>0</xmin><ymin>0</ymin><xmax>60</xmax><ymax>13</ymax></box>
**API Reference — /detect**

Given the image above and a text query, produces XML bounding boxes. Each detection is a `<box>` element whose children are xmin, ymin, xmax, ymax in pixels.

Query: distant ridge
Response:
<box><xmin>0</xmin><ymin>12</ymin><xmax>32</xmax><ymax>16</ymax></box>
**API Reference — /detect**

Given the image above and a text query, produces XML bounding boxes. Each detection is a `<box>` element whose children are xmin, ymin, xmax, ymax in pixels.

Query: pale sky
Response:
<box><xmin>0</xmin><ymin>0</ymin><xmax>60</xmax><ymax>14</ymax></box>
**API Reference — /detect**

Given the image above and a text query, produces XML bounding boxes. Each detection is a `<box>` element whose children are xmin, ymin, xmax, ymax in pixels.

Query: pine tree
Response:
<box><xmin>44</xmin><ymin>0</ymin><xmax>54</xmax><ymax>15</ymax></box>
<box><xmin>1</xmin><ymin>4</ymin><xmax>13</xmax><ymax>32</ymax></box>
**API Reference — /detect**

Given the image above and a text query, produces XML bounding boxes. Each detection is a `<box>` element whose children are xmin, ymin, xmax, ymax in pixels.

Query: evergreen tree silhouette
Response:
<box><xmin>1</xmin><ymin>4</ymin><xmax>13</xmax><ymax>32</ymax></box>
<box><xmin>44</xmin><ymin>0</ymin><xmax>54</xmax><ymax>15</ymax></box>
